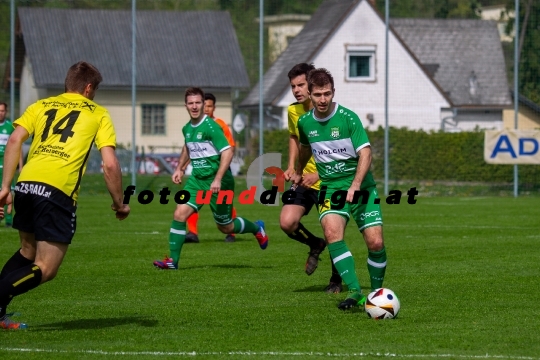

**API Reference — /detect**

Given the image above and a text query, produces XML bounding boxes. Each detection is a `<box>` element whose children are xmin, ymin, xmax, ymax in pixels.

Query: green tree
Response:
<box><xmin>374</xmin><ymin>0</ymin><xmax>480</xmax><ymax>19</ymax></box>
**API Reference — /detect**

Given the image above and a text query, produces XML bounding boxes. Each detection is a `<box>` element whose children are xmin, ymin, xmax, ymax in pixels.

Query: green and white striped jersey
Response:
<box><xmin>182</xmin><ymin>115</ymin><xmax>231</xmax><ymax>179</ymax></box>
<box><xmin>0</xmin><ymin>119</ymin><xmax>14</xmax><ymax>159</ymax></box>
<box><xmin>297</xmin><ymin>103</ymin><xmax>376</xmax><ymax>189</ymax></box>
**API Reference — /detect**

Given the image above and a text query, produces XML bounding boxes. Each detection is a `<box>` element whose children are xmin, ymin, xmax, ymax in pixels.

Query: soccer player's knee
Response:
<box><xmin>217</xmin><ymin>223</ymin><xmax>233</xmax><ymax>234</ymax></box>
<box><xmin>173</xmin><ymin>209</ymin><xmax>189</xmax><ymax>222</ymax></box>
<box><xmin>366</xmin><ymin>237</ymin><xmax>384</xmax><ymax>252</ymax></box>
<box><xmin>279</xmin><ymin>221</ymin><xmax>295</xmax><ymax>233</ymax></box>
<box><xmin>279</xmin><ymin>217</ymin><xmax>298</xmax><ymax>233</ymax></box>
<box><xmin>37</xmin><ymin>265</ymin><xmax>59</xmax><ymax>283</ymax></box>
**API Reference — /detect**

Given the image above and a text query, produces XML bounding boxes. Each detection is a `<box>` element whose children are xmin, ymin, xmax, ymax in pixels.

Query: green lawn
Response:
<box><xmin>0</xmin><ymin>176</ymin><xmax>539</xmax><ymax>359</ymax></box>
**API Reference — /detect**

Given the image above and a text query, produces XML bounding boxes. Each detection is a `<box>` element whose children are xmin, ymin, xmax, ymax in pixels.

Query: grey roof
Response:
<box><xmin>240</xmin><ymin>0</ymin><xmax>511</xmax><ymax>108</ymax></box>
<box><xmin>17</xmin><ymin>7</ymin><xmax>250</xmax><ymax>90</ymax></box>
<box><xmin>240</xmin><ymin>0</ymin><xmax>358</xmax><ymax>108</ymax></box>
<box><xmin>391</xmin><ymin>19</ymin><xmax>511</xmax><ymax>107</ymax></box>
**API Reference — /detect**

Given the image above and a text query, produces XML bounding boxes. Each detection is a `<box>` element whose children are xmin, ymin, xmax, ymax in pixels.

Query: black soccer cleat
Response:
<box><xmin>338</xmin><ymin>291</ymin><xmax>366</xmax><ymax>310</ymax></box>
<box><xmin>324</xmin><ymin>282</ymin><xmax>343</xmax><ymax>294</ymax></box>
<box><xmin>184</xmin><ymin>232</ymin><xmax>200</xmax><ymax>243</ymax></box>
<box><xmin>305</xmin><ymin>238</ymin><xmax>326</xmax><ymax>275</ymax></box>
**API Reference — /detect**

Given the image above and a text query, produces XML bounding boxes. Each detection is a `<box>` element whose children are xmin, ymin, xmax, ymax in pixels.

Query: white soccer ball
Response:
<box><xmin>365</xmin><ymin>288</ymin><xmax>400</xmax><ymax>319</ymax></box>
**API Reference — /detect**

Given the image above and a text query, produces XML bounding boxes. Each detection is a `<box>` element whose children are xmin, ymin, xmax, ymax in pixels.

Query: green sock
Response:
<box><xmin>328</xmin><ymin>241</ymin><xmax>361</xmax><ymax>293</ymax></box>
<box><xmin>232</xmin><ymin>217</ymin><xmax>259</xmax><ymax>234</ymax></box>
<box><xmin>169</xmin><ymin>220</ymin><xmax>186</xmax><ymax>265</ymax></box>
<box><xmin>367</xmin><ymin>247</ymin><xmax>387</xmax><ymax>291</ymax></box>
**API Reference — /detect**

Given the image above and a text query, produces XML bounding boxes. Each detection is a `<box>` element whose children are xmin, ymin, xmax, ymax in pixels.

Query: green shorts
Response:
<box><xmin>318</xmin><ymin>183</ymin><xmax>383</xmax><ymax>232</ymax></box>
<box><xmin>181</xmin><ymin>171</ymin><xmax>235</xmax><ymax>225</ymax></box>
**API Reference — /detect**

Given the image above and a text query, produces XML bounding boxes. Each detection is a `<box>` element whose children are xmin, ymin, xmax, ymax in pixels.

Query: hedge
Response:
<box><xmin>248</xmin><ymin>127</ymin><xmax>540</xmax><ymax>185</ymax></box>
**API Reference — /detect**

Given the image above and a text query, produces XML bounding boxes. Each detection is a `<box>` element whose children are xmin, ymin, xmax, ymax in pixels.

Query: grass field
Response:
<box><xmin>0</xmin><ymin>175</ymin><xmax>539</xmax><ymax>359</ymax></box>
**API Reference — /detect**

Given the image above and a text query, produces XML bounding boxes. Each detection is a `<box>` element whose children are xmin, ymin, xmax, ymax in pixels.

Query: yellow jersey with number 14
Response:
<box><xmin>15</xmin><ymin>93</ymin><xmax>116</xmax><ymax>201</ymax></box>
<box><xmin>288</xmin><ymin>102</ymin><xmax>320</xmax><ymax>191</ymax></box>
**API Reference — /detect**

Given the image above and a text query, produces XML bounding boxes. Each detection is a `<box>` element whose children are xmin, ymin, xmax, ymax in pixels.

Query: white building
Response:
<box><xmin>10</xmin><ymin>7</ymin><xmax>249</xmax><ymax>152</ymax></box>
<box><xmin>240</xmin><ymin>0</ymin><xmax>512</xmax><ymax>132</ymax></box>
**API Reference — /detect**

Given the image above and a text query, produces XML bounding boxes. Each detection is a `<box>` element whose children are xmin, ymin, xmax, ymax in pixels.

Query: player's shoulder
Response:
<box><xmin>297</xmin><ymin>110</ymin><xmax>313</xmax><ymax>126</ymax></box>
<box><xmin>336</xmin><ymin>104</ymin><xmax>361</xmax><ymax>122</ymax></box>
<box><xmin>288</xmin><ymin>102</ymin><xmax>304</xmax><ymax>115</ymax></box>
<box><xmin>38</xmin><ymin>93</ymin><xmax>107</xmax><ymax>115</ymax></box>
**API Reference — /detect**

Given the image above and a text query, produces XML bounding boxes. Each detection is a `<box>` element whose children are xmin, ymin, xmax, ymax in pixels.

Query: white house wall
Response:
<box><xmin>95</xmin><ymin>90</ymin><xmax>233</xmax><ymax>152</ymax></box>
<box><xmin>19</xmin><ymin>56</ymin><xmax>46</xmax><ymax>115</ymax></box>
<box><xmin>276</xmin><ymin>0</ymin><xmax>450</xmax><ymax>131</ymax></box>
<box><xmin>19</xmin><ymin>62</ymin><xmax>233</xmax><ymax>153</ymax></box>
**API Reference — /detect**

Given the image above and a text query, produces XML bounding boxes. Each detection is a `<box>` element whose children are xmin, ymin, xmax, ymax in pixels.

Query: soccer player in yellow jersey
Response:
<box><xmin>0</xmin><ymin>61</ymin><xmax>130</xmax><ymax>330</ymax></box>
<box><xmin>280</xmin><ymin>63</ymin><xmax>342</xmax><ymax>293</ymax></box>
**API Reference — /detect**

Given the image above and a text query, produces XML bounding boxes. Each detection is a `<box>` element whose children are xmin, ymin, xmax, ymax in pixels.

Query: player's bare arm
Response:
<box><xmin>293</xmin><ymin>144</ymin><xmax>312</xmax><ymax>185</ymax></box>
<box><xmin>284</xmin><ymin>135</ymin><xmax>300</xmax><ymax>181</ymax></box>
<box><xmin>0</xmin><ymin>126</ymin><xmax>28</xmax><ymax>210</ymax></box>
<box><xmin>346</xmin><ymin>146</ymin><xmax>372</xmax><ymax>203</ymax></box>
<box><xmin>172</xmin><ymin>144</ymin><xmax>190</xmax><ymax>184</ymax></box>
<box><xmin>211</xmin><ymin>147</ymin><xmax>233</xmax><ymax>193</ymax></box>
<box><xmin>101</xmin><ymin>146</ymin><xmax>130</xmax><ymax>220</ymax></box>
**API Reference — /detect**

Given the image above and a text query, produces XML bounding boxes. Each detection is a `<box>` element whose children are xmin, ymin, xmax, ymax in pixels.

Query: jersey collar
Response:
<box><xmin>190</xmin><ymin>115</ymin><xmax>207</xmax><ymax>128</ymax></box>
<box><xmin>313</xmin><ymin>103</ymin><xmax>339</xmax><ymax>122</ymax></box>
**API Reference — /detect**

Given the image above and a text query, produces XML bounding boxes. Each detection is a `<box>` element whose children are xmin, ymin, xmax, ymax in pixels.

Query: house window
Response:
<box><xmin>346</xmin><ymin>46</ymin><xmax>376</xmax><ymax>81</ymax></box>
<box><xmin>142</xmin><ymin>104</ymin><xmax>166</xmax><ymax>135</ymax></box>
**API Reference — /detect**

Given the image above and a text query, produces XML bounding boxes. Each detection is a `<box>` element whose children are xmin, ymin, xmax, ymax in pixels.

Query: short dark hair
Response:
<box><xmin>307</xmin><ymin>68</ymin><xmax>334</xmax><ymax>92</ymax></box>
<box><xmin>287</xmin><ymin>63</ymin><xmax>315</xmax><ymax>81</ymax></box>
<box><xmin>185</xmin><ymin>87</ymin><xmax>205</xmax><ymax>103</ymax></box>
<box><xmin>204</xmin><ymin>93</ymin><xmax>216</xmax><ymax>105</ymax></box>
<box><xmin>64</xmin><ymin>61</ymin><xmax>102</xmax><ymax>93</ymax></box>
<box><xmin>0</xmin><ymin>102</ymin><xmax>7</xmax><ymax>110</ymax></box>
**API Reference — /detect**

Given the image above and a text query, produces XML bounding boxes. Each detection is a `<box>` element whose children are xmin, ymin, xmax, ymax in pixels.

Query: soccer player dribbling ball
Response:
<box><xmin>0</xmin><ymin>61</ymin><xmax>130</xmax><ymax>329</ymax></box>
<box><xmin>294</xmin><ymin>68</ymin><xmax>388</xmax><ymax>310</ymax></box>
<box><xmin>153</xmin><ymin>87</ymin><xmax>268</xmax><ymax>270</ymax></box>
<box><xmin>280</xmin><ymin>63</ymin><xmax>343</xmax><ymax>293</ymax></box>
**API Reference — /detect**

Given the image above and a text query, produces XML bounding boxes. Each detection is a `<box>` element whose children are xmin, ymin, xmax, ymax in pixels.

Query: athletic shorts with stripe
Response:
<box><xmin>180</xmin><ymin>170</ymin><xmax>235</xmax><ymax>225</ymax></box>
<box><xmin>318</xmin><ymin>184</ymin><xmax>383</xmax><ymax>232</ymax></box>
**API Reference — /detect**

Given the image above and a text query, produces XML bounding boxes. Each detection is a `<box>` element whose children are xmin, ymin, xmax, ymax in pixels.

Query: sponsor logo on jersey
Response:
<box><xmin>80</xmin><ymin>102</ymin><xmax>96</xmax><ymax>112</ymax></box>
<box><xmin>330</xmin><ymin>127</ymin><xmax>340</xmax><ymax>138</ymax></box>
<box><xmin>186</xmin><ymin>133</ymin><xmax>191</xmax><ymax>138</ymax></box>
<box><xmin>313</xmin><ymin>147</ymin><xmax>347</xmax><ymax>156</ymax></box>
<box><xmin>308</xmin><ymin>130</ymin><xmax>319</xmax><ymax>137</ymax></box>
<box><xmin>192</xmin><ymin>159</ymin><xmax>211</xmax><ymax>168</ymax></box>
<box><xmin>323</xmin><ymin>162</ymin><xmax>350</xmax><ymax>175</ymax></box>
<box><xmin>189</xmin><ymin>144</ymin><xmax>208</xmax><ymax>153</ymax></box>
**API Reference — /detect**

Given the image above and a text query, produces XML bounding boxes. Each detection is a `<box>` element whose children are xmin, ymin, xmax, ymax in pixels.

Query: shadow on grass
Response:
<box><xmin>293</xmin><ymin>285</ymin><xmax>328</xmax><ymax>293</ymax></box>
<box><xmin>34</xmin><ymin>315</ymin><xmax>158</xmax><ymax>331</ymax></box>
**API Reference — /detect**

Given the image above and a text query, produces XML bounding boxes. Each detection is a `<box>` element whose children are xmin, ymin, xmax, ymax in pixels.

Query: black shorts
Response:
<box><xmin>13</xmin><ymin>181</ymin><xmax>77</xmax><ymax>244</ymax></box>
<box><xmin>282</xmin><ymin>184</ymin><xmax>318</xmax><ymax>216</ymax></box>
